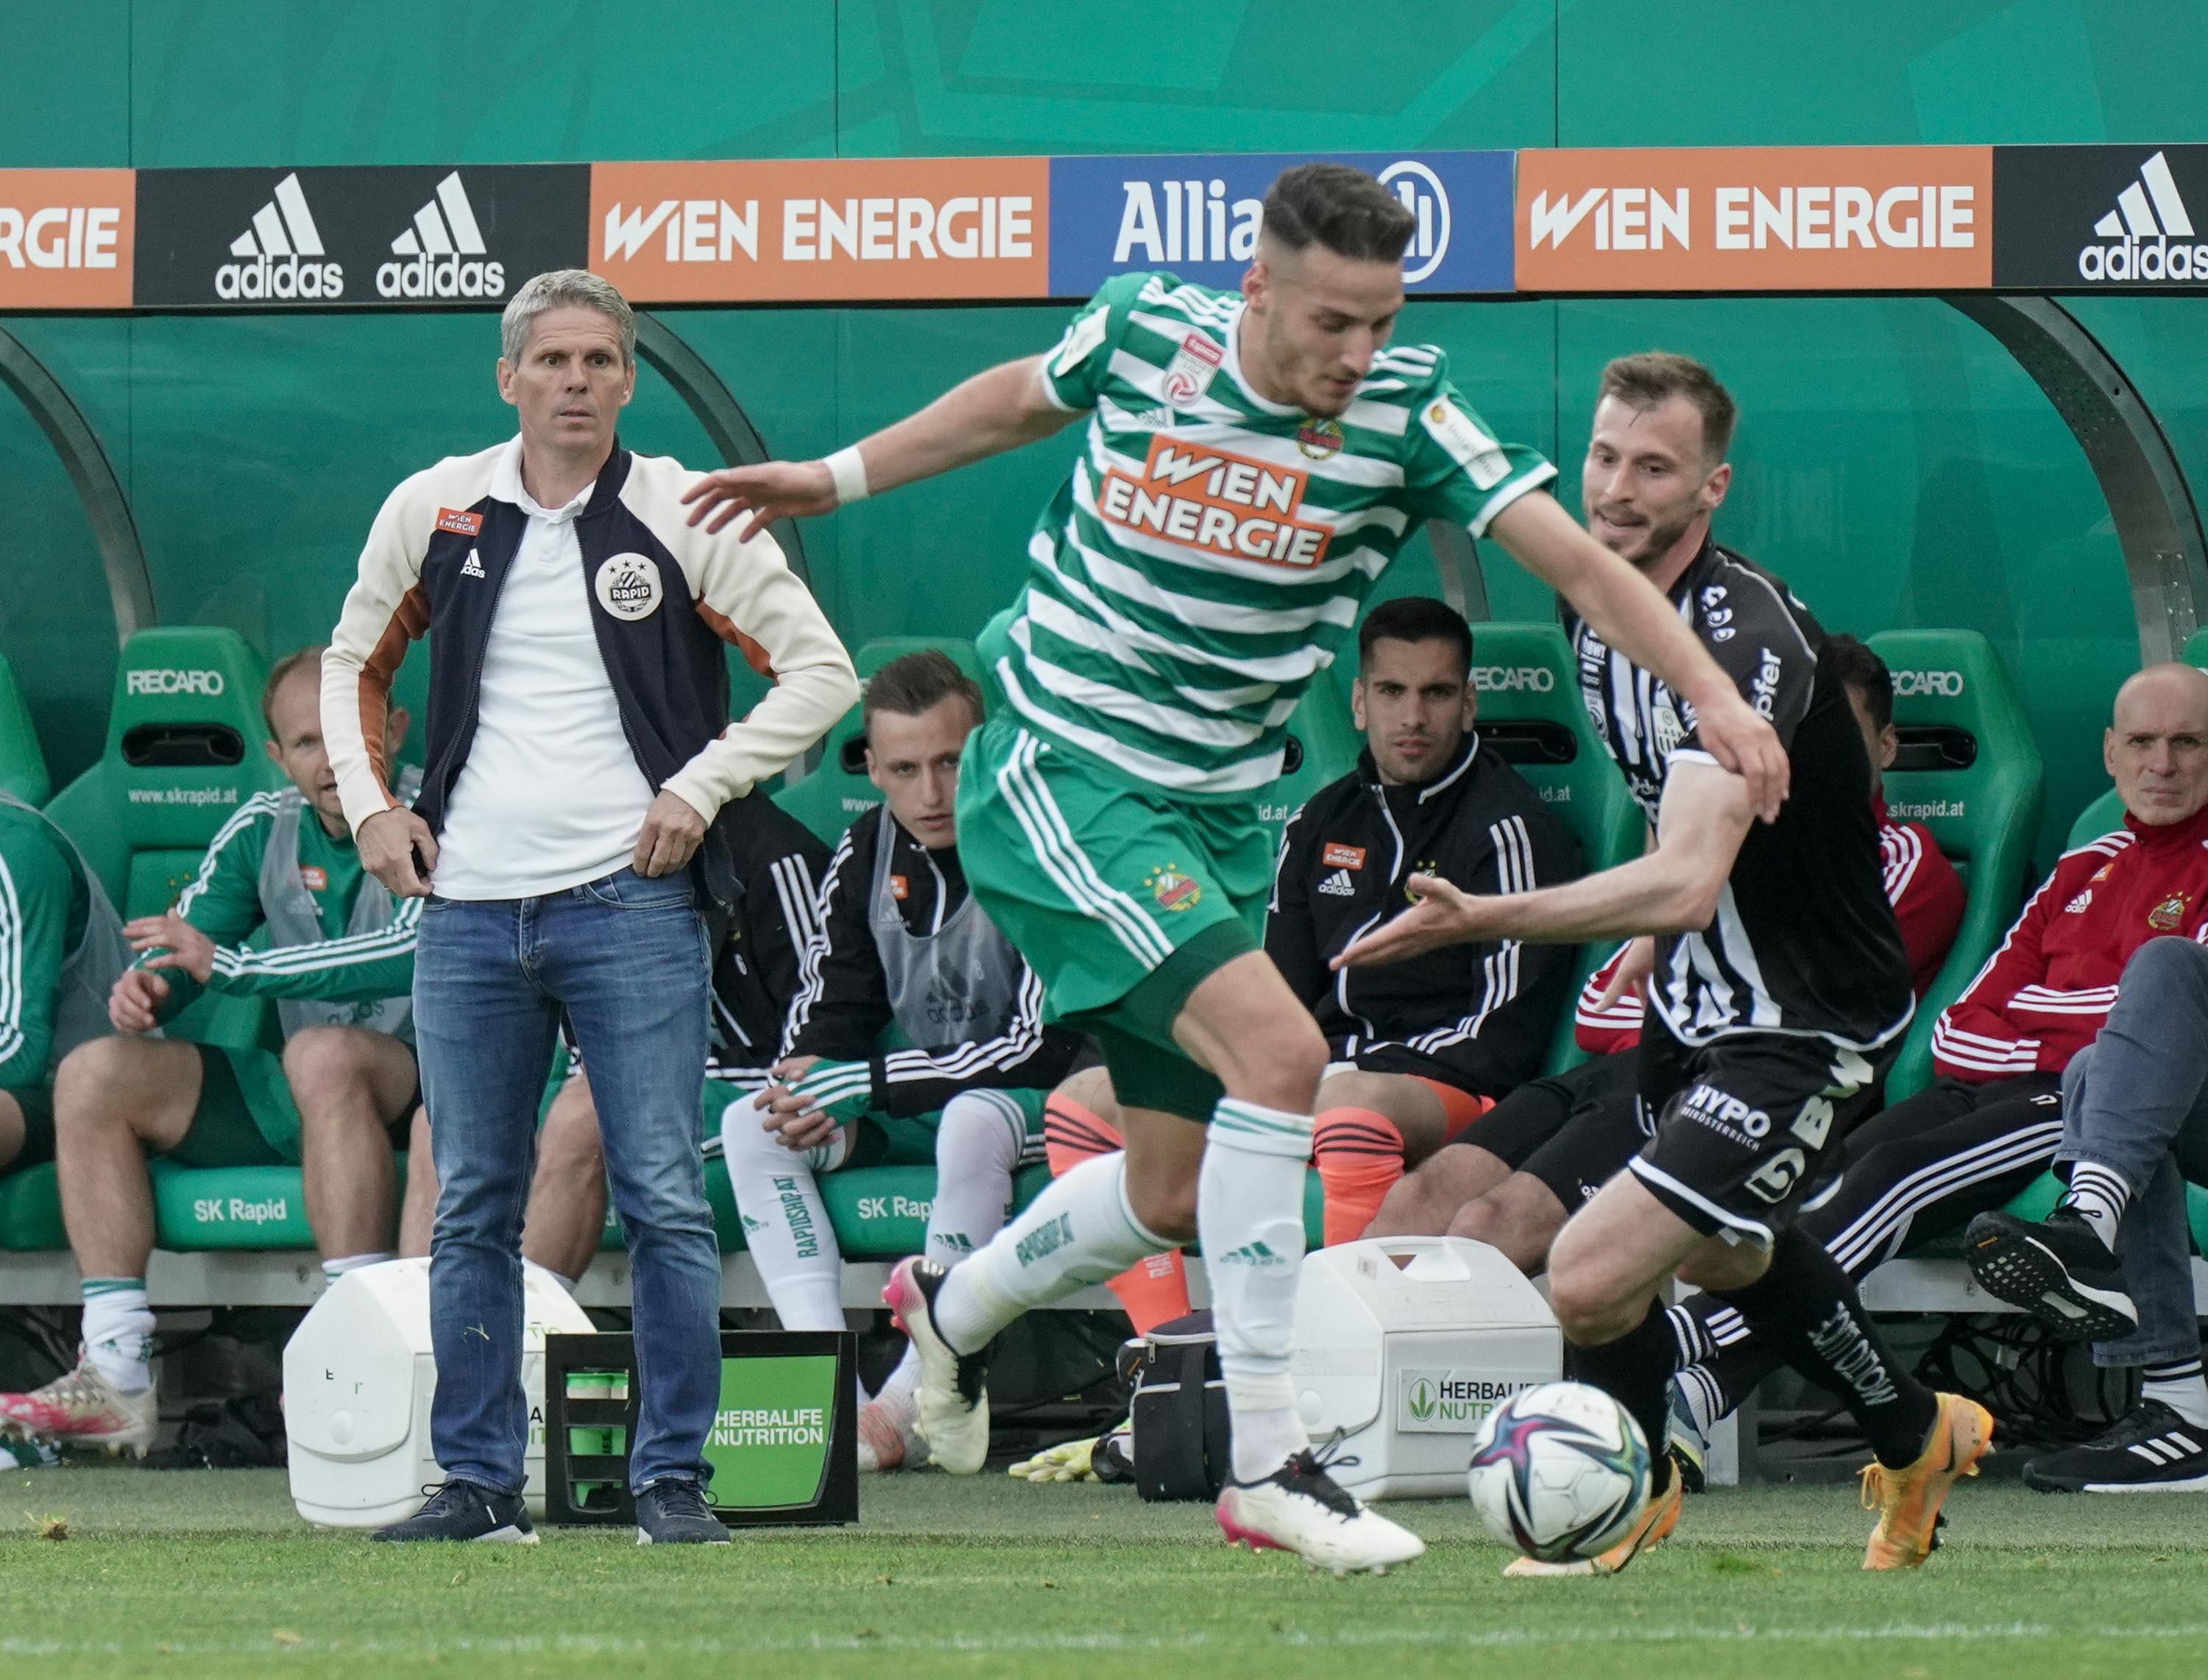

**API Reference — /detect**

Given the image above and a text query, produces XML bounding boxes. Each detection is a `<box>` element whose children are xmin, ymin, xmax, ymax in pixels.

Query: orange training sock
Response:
<box><xmin>1313</xmin><ymin>1105</ymin><xmax>1406</xmax><ymax>1247</ymax></box>
<box><xmin>1044</xmin><ymin>1094</ymin><xmax>1191</xmax><ymax>1335</ymax></box>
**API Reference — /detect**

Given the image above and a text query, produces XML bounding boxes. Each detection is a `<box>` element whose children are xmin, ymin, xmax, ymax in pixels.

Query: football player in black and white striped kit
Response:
<box><xmin>1341</xmin><ymin>353</ymin><xmax>1989</xmax><ymax>1576</ymax></box>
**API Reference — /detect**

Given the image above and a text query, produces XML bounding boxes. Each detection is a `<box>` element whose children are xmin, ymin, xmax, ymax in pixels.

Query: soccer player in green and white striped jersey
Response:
<box><xmin>685</xmin><ymin>163</ymin><xmax>1786</xmax><ymax>1574</ymax></box>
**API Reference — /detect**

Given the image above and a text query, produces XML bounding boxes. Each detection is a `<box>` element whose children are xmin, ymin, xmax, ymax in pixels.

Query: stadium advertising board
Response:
<box><xmin>1993</xmin><ymin>145</ymin><xmax>2208</xmax><ymax>288</ymax></box>
<box><xmin>132</xmin><ymin>165</ymin><xmax>589</xmax><ymax>308</ymax></box>
<box><xmin>588</xmin><ymin>157</ymin><xmax>1050</xmax><ymax>303</ymax></box>
<box><xmin>1515</xmin><ymin>146</ymin><xmax>1995</xmax><ymax>291</ymax></box>
<box><xmin>0</xmin><ymin>169</ymin><xmax>135</xmax><ymax>309</ymax></box>
<box><xmin>1046</xmin><ymin>150</ymin><xmax>1515</xmax><ymax>297</ymax></box>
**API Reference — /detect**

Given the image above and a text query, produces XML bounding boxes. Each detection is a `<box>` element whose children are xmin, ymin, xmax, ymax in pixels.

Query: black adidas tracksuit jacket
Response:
<box><xmin>1267</xmin><ymin>734</ymin><xmax>1585</xmax><ymax>1097</ymax></box>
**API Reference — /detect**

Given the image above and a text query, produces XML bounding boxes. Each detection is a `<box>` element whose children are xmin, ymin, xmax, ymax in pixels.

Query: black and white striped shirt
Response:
<box><xmin>1565</xmin><ymin>540</ymin><xmax>1912</xmax><ymax>1053</ymax></box>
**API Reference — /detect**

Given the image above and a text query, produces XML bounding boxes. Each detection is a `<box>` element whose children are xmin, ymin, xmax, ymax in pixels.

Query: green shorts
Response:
<box><xmin>844</xmin><ymin>1085</ymin><xmax>1050</xmax><ymax>1169</ymax></box>
<box><xmin>956</xmin><ymin>717</ymin><xmax>1273</xmax><ymax>1121</ymax></box>
<box><xmin>2</xmin><ymin>1081</ymin><xmax>55</xmax><ymax>1169</ymax></box>
<box><xmin>169</xmin><ymin>1045</ymin><xmax>300</xmax><ymax>1169</ymax></box>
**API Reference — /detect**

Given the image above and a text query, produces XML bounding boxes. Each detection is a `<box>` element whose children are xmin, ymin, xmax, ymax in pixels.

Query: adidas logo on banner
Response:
<box><xmin>459</xmin><ymin>549</ymin><xmax>486</xmax><ymax>578</ymax></box>
<box><xmin>1317</xmin><ymin>868</ymin><xmax>1357</xmax><ymax>897</ymax></box>
<box><xmin>216</xmin><ymin>173</ymin><xmax>343</xmax><ymax>301</ymax></box>
<box><xmin>378</xmin><ymin>172</ymin><xmax>507</xmax><ymax>300</ymax></box>
<box><xmin>2078</xmin><ymin>151</ymin><xmax>2207</xmax><ymax>281</ymax></box>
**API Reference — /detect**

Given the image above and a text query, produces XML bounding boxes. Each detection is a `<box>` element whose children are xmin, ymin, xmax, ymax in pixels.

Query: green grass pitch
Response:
<box><xmin>2</xmin><ymin>1466</ymin><xmax>2205</xmax><ymax>1679</ymax></box>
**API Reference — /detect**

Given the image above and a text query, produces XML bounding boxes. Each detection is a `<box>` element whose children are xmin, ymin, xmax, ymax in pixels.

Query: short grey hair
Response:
<box><xmin>500</xmin><ymin>269</ymin><xmax>636</xmax><ymax>367</ymax></box>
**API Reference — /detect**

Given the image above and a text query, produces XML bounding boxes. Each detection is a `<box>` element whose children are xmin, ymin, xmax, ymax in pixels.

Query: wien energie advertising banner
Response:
<box><xmin>10</xmin><ymin>148</ymin><xmax>2208</xmax><ymax>310</ymax></box>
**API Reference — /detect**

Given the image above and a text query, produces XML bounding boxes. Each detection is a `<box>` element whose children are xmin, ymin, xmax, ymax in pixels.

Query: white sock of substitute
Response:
<box><xmin>79</xmin><ymin>1279</ymin><xmax>155</xmax><ymax>1394</ymax></box>
<box><xmin>1201</xmin><ymin>1099</ymin><xmax>1315</xmax><ymax>1483</ymax></box>
<box><xmin>722</xmin><ymin>1092</ymin><xmax>846</xmax><ymax>1331</ymax></box>
<box><xmin>2059</xmin><ymin>1162</ymin><xmax>2131</xmax><ymax>1253</ymax></box>
<box><xmin>925</xmin><ymin>1089</ymin><xmax>1030</xmax><ymax>1269</ymax></box>
<box><xmin>320</xmin><ymin>1252</ymin><xmax>392</xmax><ymax>1289</ymax></box>
<box><xmin>874</xmin><ymin>1346</ymin><xmax>921</xmax><ymax>1422</ymax></box>
<box><xmin>933</xmin><ymin>1152</ymin><xmax>1172</xmax><ymax>1353</ymax></box>
<box><xmin>2142</xmin><ymin>1356</ymin><xmax>2208</xmax><ymax>1428</ymax></box>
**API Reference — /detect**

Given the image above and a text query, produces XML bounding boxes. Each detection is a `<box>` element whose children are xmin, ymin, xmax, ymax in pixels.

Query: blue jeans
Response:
<box><xmin>415</xmin><ymin>866</ymin><xmax>720</xmax><ymax>1493</ymax></box>
<box><xmin>2056</xmin><ymin>937</ymin><xmax>2208</xmax><ymax>1369</ymax></box>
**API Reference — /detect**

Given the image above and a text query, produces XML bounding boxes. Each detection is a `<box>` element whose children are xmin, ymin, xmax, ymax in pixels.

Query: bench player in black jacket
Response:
<box><xmin>1341</xmin><ymin>354</ymin><xmax>1989</xmax><ymax>1576</ymax></box>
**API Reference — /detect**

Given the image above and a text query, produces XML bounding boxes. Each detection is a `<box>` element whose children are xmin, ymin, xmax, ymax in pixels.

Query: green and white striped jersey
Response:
<box><xmin>997</xmin><ymin>269</ymin><xmax>1555</xmax><ymax>798</ymax></box>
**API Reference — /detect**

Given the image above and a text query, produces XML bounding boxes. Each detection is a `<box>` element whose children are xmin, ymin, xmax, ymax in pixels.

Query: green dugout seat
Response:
<box><xmin>774</xmin><ymin>637</ymin><xmax>986</xmax><ymax>844</ymax></box>
<box><xmin>0</xmin><ymin>653</ymin><xmax>51</xmax><ymax>807</ymax></box>
<box><xmin>43</xmin><ymin>628</ymin><xmax>287</xmax><ymax>1057</ymax></box>
<box><xmin>1868</xmin><ymin>631</ymin><xmax>2044</xmax><ymax>1101</ymax></box>
<box><xmin>1453</xmin><ymin>623</ymin><xmax>1641</xmax><ymax>1074</ymax></box>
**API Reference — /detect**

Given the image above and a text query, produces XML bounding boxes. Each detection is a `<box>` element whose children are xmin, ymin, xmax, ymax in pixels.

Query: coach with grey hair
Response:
<box><xmin>322</xmin><ymin>269</ymin><xmax>857</xmax><ymax>1543</ymax></box>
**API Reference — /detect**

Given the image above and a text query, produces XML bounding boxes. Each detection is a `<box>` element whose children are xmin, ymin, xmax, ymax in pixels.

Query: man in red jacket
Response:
<box><xmin>1666</xmin><ymin>661</ymin><xmax>2208</xmax><ymax>1478</ymax></box>
<box><xmin>1372</xmin><ymin>634</ymin><xmax>1963</xmax><ymax>1269</ymax></box>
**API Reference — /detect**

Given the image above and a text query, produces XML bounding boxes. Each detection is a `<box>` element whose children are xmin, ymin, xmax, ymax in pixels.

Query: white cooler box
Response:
<box><xmin>283</xmin><ymin>1258</ymin><xmax>595</xmax><ymax>1528</ymax></box>
<box><xmin>1289</xmin><ymin>1235</ymin><xmax>1561</xmax><ymax>1499</ymax></box>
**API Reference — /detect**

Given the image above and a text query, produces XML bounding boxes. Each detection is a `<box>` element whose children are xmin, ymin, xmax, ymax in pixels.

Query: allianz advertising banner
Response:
<box><xmin>1047</xmin><ymin>150</ymin><xmax>1515</xmax><ymax>299</ymax></box>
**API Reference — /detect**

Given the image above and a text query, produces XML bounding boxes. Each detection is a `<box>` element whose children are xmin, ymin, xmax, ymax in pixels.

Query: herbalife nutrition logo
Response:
<box><xmin>378</xmin><ymin>172</ymin><xmax>507</xmax><ymax>300</ymax></box>
<box><xmin>218</xmin><ymin>173</ymin><xmax>343</xmax><ymax>301</ymax></box>
<box><xmin>2078</xmin><ymin>151</ymin><xmax>2205</xmax><ymax>281</ymax></box>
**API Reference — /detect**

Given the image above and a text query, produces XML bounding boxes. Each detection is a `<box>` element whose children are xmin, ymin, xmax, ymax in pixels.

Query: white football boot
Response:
<box><xmin>1216</xmin><ymin>1447</ymin><xmax>1426</xmax><ymax>1576</ymax></box>
<box><xmin>882</xmin><ymin>1257</ymin><xmax>991</xmax><ymax>1475</ymax></box>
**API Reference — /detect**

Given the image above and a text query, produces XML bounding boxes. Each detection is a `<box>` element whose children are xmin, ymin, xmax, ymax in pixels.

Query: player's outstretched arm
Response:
<box><xmin>684</xmin><ymin>354</ymin><xmax>1081</xmax><ymax>539</ymax></box>
<box><xmin>1332</xmin><ymin>760</ymin><xmax>1752</xmax><ymax>968</ymax></box>
<box><xmin>1487</xmin><ymin>493</ymin><xmax>1790</xmax><ymax>822</ymax></box>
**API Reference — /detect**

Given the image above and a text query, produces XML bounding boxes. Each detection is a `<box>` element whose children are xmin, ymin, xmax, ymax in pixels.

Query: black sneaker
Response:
<box><xmin>1962</xmin><ymin>1207</ymin><xmax>2138</xmax><ymax>1339</ymax></box>
<box><xmin>2023</xmin><ymin>1400</ymin><xmax>2208</xmax><ymax>1492</ymax></box>
<box><xmin>634</xmin><ymin>1478</ymin><xmax>731</xmax><ymax>1545</ymax></box>
<box><xmin>371</xmin><ymin>1480</ymin><xmax>537</xmax><ymax>1544</ymax></box>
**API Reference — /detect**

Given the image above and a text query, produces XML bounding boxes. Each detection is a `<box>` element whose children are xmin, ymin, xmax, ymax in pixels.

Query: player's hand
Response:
<box><xmin>1593</xmin><ymin>936</ymin><xmax>1656</xmax><ymax>1013</ymax></box>
<box><xmin>125</xmin><ymin>912</ymin><xmax>215</xmax><ymax>984</ymax></box>
<box><xmin>682</xmin><ymin>460</ymin><xmax>837</xmax><ymax>539</ymax></box>
<box><xmin>108</xmin><ymin>968</ymin><xmax>170</xmax><ymax>1034</ymax></box>
<box><xmin>358</xmin><ymin>807</ymin><xmax>438</xmax><ymax>898</ymax></box>
<box><xmin>1688</xmin><ymin>688</ymin><xmax>1789</xmax><ymax>823</ymax></box>
<box><xmin>1331</xmin><ymin>875</ymin><xmax>1498</xmax><ymax>968</ymax></box>
<box><xmin>771</xmin><ymin>1059</ymin><xmax>873</xmax><ymax>1126</ymax></box>
<box><xmin>770</xmin><ymin>1055</ymin><xmax>821</xmax><ymax>1085</ymax></box>
<box><xmin>760</xmin><ymin>1087</ymin><xmax>841</xmax><ymax>1153</ymax></box>
<box><xmin>635</xmin><ymin>790</ymin><xmax>708</xmax><ymax>879</ymax></box>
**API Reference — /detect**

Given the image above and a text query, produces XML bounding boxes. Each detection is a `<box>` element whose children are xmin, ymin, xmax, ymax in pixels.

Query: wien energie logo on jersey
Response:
<box><xmin>1094</xmin><ymin>436</ymin><xmax>1333</xmax><ymax>568</ymax></box>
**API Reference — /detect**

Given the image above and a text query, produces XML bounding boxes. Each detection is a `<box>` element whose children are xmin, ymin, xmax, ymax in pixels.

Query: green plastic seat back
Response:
<box><xmin>0</xmin><ymin>654</ymin><xmax>51</xmax><ymax>807</ymax></box>
<box><xmin>1253</xmin><ymin>677</ymin><xmax>1363</xmax><ymax>852</ymax></box>
<box><xmin>44</xmin><ymin>629</ymin><xmax>288</xmax><ymax>1052</ymax></box>
<box><xmin>773</xmin><ymin>637</ymin><xmax>985</xmax><ymax>845</ymax></box>
<box><xmin>1456</xmin><ymin>624</ymin><xmax>1642</xmax><ymax>1073</ymax></box>
<box><xmin>1868</xmin><ymin>631</ymin><xmax>2045</xmax><ymax>1099</ymax></box>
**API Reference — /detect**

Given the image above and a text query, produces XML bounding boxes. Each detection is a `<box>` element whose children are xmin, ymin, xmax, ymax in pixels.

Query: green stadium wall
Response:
<box><xmin>6</xmin><ymin>1</ymin><xmax>2208</xmax><ymax>868</ymax></box>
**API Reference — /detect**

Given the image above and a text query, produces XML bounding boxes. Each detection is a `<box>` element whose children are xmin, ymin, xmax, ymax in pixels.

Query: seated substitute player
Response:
<box><xmin>0</xmin><ymin>790</ymin><xmax>131</xmax><ymax>1177</ymax></box>
<box><xmin>1042</xmin><ymin>593</ymin><xmax>1584</xmax><ymax>1298</ymax></box>
<box><xmin>726</xmin><ymin>651</ymin><xmax>1083</xmax><ymax>1473</ymax></box>
<box><xmin>1370</xmin><ymin>632</ymin><xmax>1964</xmax><ymax>1277</ymax></box>
<box><xmin>685</xmin><ymin>165</ymin><xmax>1788</xmax><ymax>1573</ymax></box>
<box><xmin>1664</xmin><ymin>666</ymin><xmax>2203</xmax><ymax>1475</ymax></box>
<box><xmin>1340</xmin><ymin>352</ymin><xmax>1988</xmax><ymax>1576</ymax></box>
<box><xmin>0</xmin><ymin>648</ymin><xmax>420</xmax><ymax>1456</ymax></box>
<box><xmin>393</xmin><ymin>786</ymin><xmax>827</xmax><ymax>1283</ymax></box>
<box><xmin>1960</xmin><ymin>662</ymin><xmax>2208</xmax><ymax>1492</ymax></box>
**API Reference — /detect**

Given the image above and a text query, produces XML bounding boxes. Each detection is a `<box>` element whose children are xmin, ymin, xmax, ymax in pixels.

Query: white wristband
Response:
<box><xmin>824</xmin><ymin>446</ymin><xmax>870</xmax><ymax>506</ymax></box>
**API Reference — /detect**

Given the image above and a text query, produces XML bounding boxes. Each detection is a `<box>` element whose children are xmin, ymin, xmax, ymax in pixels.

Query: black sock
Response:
<box><xmin>1565</xmin><ymin>1299</ymin><xmax>1678</xmax><ymax>1495</ymax></box>
<box><xmin>1709</xmin><ymin>1228</ymin><xmax>1939</xmax><ymax>1468</ymax></box>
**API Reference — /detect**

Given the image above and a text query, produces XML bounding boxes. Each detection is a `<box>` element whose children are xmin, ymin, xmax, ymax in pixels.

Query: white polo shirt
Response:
<box><xmin>430</xmin><ymin>438</ymin><xmax>657</xmax><ymax>900</ymax></box>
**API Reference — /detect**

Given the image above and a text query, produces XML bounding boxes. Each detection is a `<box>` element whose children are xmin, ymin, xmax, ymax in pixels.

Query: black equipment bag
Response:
<box><xmin>1130</xmin><ymin>1310</ymin><xmax>1234</xmax><ymax>1503</ymax></box>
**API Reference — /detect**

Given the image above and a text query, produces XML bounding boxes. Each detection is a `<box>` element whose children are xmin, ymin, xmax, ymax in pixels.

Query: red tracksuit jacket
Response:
<box><xmin>1575</xmin><ymin>797</ymin><xmax>1965</xmax><ymax>1056</ymax></box>
<box><xmin>1931</xmin><ymin>802</ymin><xmax>2208</xmax><ymax>1082</ymax></box>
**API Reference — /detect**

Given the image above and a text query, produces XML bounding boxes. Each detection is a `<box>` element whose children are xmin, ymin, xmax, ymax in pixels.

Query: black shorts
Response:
<box><xmin>1518</xmin><ymin>1054</ymin><xmax>1650</xmax><ymax>1210</ymax></box>
<box><xmin>1628</xmin><ymin>1017</ymin><xmax>1893</xmax><ymax>1245</ymax></box>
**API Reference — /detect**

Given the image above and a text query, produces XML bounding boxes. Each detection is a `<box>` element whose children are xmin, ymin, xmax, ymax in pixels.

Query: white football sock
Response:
<box><xmin>79</xmin><ymin>1279</ymin><xmax>154</xmax><ymax>1394</ymax></box>
<box><xmin>722</xmin><ymin>1091</ymin><xmax>848</xmax><ymax>1332</ymax></box>
<box><xmin>320</xmin><ymin>1252</ymin><xmax>392</xmax><ymax>1289</ymax></box>
<box><xmin>2059</xmin><ymin>1162</ymin><xmax>2131</xmax><ymax>1254</ymax></box>
<box><xmin>874</xmin><ymin>1347</ymin><xmax>921</xmax><ymax>1421</ymax></box>
<box><xmin>924</xmin><ymin>1090</ymin><xmax>1030</xmax><ymax>1270</ymax></box>
<box><xmin>2143</xmin><ymin>1356</ymin><xmax>2208</xmax><ymax>1428</ymax></box>
<box><xmin>1200</xmin><ymin>1099</ymin><xmax>1316</xmax><ymax>1483</ymax></box>
<box><xmin>933</xmin><ymin>1152</ymin><xmax>1172</xmax><ymax>1353</ymax></box>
